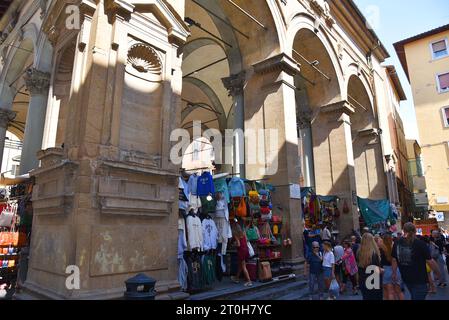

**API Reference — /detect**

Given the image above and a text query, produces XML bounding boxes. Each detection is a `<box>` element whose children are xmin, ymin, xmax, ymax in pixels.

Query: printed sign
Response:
<box><xmin>436</xmin><ymin>212</ymin><xmax>445</xmax><ymax>222</ymax></box>
<box><xmin>290</xmin><ymin>184</ymin><xmax>301</xmax><ymax>199</ymax></box>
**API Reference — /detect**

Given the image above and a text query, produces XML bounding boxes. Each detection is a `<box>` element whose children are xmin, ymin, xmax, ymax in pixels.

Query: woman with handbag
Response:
<box><xmin>231</xmin><ymin>224</ymin><xmax>253</xmax><ymax>287</ymax></box>
<box><xmin>341</xmin><ymin>240</ymin><xmax>359</xmax><ymax>295</ymax></box>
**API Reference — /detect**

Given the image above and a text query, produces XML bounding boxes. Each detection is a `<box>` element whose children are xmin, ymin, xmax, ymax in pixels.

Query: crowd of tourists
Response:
<box><xmin>304</xmin><ymin>222</ymin><xmax>449</xmax><ymax>300</ymax></box>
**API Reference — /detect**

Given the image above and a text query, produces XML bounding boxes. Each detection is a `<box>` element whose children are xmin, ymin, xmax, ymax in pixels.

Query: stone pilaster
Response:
<box><xmin>313</xmin><ymin>100</ymin><xmax>359</xmax><ymax>238</ymax></box>
<box><xmin>246</xmin><ymin>53</ymin><xmax>304</xmax><ymax>265</ymax></box>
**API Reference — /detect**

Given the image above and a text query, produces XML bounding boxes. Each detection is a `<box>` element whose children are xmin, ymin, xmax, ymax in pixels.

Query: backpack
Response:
<box><xmin>396</xmin><ymin>240</ymin><xmax>413</xmax><ymax>267</ymax></box>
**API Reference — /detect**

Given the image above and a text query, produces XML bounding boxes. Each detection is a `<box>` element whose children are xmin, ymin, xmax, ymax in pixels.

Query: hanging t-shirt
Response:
<box><xmin>215</xmin><ymin>198</ymin><xmax>229</xmax><ymax>219</ymax></box>
<box><xmin>214</xmin><ymin>178</ymin><xmax>230</xmax><ymax>203</ymax></box>
<box><xmin>188</xmin><ymin>174</ymin><xmax>199</xmax><ymax>196</ymax></box>
<box><xmin>178</xmin><ymin>177</ymin><xmax>189</xmax><ymax>211</ymax></box>
<box><xmin>186</xmin><ymin>215</ymin><xmax>203</xmax><ymax>251</ymax></box>
<box><xmin>197</xmin><ymin>172</ymin><xmax>215</xmax><ymax>196</ymax></box>
<box><xmin>202</xmin><ymin>218</ymin><xmax>218</xmax><ymax>251</ymax></box>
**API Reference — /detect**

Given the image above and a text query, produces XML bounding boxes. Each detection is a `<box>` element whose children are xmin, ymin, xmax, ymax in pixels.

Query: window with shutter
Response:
<box><xmin>444</xmin><ymin>107</ymin><xmax>449</xmax><ymax>127</ymax></box>
<box><xmin>437</xmin><ymin>72</ymin><xmax>449</xmax><ymax>92</ymax></box>
<box><xmin>431</xmin><ymin>39</ymin><xmax>448</xmax><ymax>59</ymax></box>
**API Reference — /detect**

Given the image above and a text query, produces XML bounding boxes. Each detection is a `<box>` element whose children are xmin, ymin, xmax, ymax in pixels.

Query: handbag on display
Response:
<box><xmin>248</xmin><ymin>190</ymin><xmax>260</xmax><ymax>204</ymax></box>
<box><xmin>258</xmin><ymin>261</ymin><xmax>272</xmax><ymax>282</ymax></box>
<box><xmin>0</xmin><ymin>205</ymin><xmax>14</xmax><ymax>227</ymax></box>
<box><xmin>246</xmin><ymin>226</ymin><xmax>260</xmax><ymax>242</ymax></box>
<box><xmin>260</xmin><ymin>210</ymin><xmax>272</xmax><ymax>221</ymax></box>
<box><xmin>257</xmin><ymin>238</ymin><xmax>270</xmax><ymax>245</ymax></box>
<box><xmin>259</xmin><ymin>199</ymin><xmax>270</xmax><ymax>207</ymax></box>
<box><xmin>235</xmin><ymin>197</ymin><xmax>247</xmax><ymax>217</ymax></box>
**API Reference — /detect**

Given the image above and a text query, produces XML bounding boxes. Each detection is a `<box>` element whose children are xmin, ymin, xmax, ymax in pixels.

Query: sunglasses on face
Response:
<box><xmin>313</xmin><ymin>247</ymin><xmax>319</xmax><ymax>249</ymax></box>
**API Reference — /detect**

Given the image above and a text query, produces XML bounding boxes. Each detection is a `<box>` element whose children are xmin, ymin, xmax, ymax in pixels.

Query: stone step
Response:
<box><xmin>189</xmin><ymin>274</ymin><xmax>297</xmax><ymax>300</ymax></box>
<box><xmin>235</xmin><ymin>279</ymin><xmax>308</xmax><ymax>300</ymax></box>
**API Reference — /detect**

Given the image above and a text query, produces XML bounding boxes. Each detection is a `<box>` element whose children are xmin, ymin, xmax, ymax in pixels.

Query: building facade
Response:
<box><xmin>406</xmin><ymin>139</ymin><xmax>429</xmax><ymax>220</ymax></box>
<box><xmin>0</xmin><ymin>0</ymin><xmax>405</xmax><ymax>299</ymax></box>
<box><xmin>395</xmin><ymin>24</ymin><xmax>449</xmax><ymax>223</ymax></box>
<box><xmin>379</xmin><ymin>65</ymin><xmax>411</xmax><ymax>227</ymax></box>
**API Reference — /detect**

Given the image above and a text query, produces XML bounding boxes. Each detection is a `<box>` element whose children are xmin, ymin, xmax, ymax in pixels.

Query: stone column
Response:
<box><xmin>313</xmin><ymin>101</ymin><xmax>359</xmax><ymax>238</ymax></box>
<box><xmin>0</xmin><ymin>108</ymin><xmax>16</xmax><ymax>172</ymax></box>
<box><xmin>297</xmin><ymin>110</ymin><xmax>315</xmax><ymax>188</ymax></box>
<box><xmin>19</xmin><ymin>68</ymin><xmax>50</xmax><ymax>175</ymax></box>
<box><xmin>247</xmin><ymin>53</ymin><xmax>304</xmax><ymax>265</ymax></box>
<box><xmin>222</xmin><ymin>71</ymin><xmax>246</xmax><ymax>177</ymax></box>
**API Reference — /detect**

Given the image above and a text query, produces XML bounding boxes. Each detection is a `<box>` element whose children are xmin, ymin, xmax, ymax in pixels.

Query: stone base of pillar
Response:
<box><xmin>15</xmin><ymin>278</ymin><xmax>186</xmax><ymax>300</ymax></box>
<box><xmin>283</xmin><ymin>257</ymin><xmax>305</xmax><ymax>272</ymax></box>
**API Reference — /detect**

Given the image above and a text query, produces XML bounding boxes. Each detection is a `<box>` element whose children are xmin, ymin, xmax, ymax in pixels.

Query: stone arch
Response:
<box><xmin>0</xmin><ymin>37</ymin><xmax>35</xmax><ymax>105</ymax></box>
<box><xmin>344</xmin><ymin>64</ymin><xmax>374</xmax><ymax>110</ymax></box>
<box><xmin>182</xmin><ymin>77</ymin><xmax>226</xmax><ymax>131</ymax></box>
<box><xmin>287</xmin><ymin>13</ymin><xmax>345</xmax><ymax>104</ymax></box>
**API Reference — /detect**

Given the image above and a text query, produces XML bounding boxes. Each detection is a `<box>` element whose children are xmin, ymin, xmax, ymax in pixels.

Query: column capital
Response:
<box><xmin>252</xmin><ymin>53</ymin><xmax>301</xmax><ymax>76</ymax></box>
<box><xmin>321</xmin><ymin>100</ymin><xmax>355</xmax><ymax>115</ymax></box>
<box><xmin>23</xmin><ymin>68</ymin><xmax>51</xmax><ymax>95</ymax></box>
<box><xmin>0</xmin><ymin>108</ymin><xmax>16</xmax><ymax>128</ymax></box>
<box><xmin>297</xmin><ymin>109</ymin><xmax>313</xmax><ymax>129</ymax></box>
<box><xmin>222</xmin><ymin>71</ymin><xmax>246</xmax><ymax>97</ymax></box>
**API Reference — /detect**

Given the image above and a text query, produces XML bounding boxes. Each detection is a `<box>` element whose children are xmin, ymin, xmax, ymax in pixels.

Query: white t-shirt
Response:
<box><xmin>322</xmin><ymin>251</ymin><xmax>335</xmax><ymax>268</ymax></box>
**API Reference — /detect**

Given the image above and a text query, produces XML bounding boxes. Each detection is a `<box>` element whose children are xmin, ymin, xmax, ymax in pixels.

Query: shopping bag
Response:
<box><xmin>235</xmin><ymin>197</ymin><xmax>247</xmax><ymax>217</ymax></box>
<box><xmin>0</xmin><ymin>206</ymin><xmax>14</xmax><ymax>227</ymax></box>
<box><xmin>247</xmin><ymin>241</ymin><xmax>255</xmax><ymax>258</ymax></box>
<box><xmin>329</xmin><ymin>279</ymin><xmax>340</xmax><ymax>297</ymax></box>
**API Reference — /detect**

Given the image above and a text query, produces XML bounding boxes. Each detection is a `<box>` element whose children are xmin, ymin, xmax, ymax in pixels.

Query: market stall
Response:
<box><xmin>177</xmin><ymin>168</ymin><xmax>294</xmax><ymax>294</ymax></box>
<box><xmin>301</xmin><ymin>188</ymin><xmax>341</xmax><ymax>239</ymax></box>
<box><xmin>0</xmin><ymin>178</ymin><xmax>33</xmax><ymax>296</ymax></box>
<box><xmin>357</xmin><ymin>197</ymin><xmax>399</xmax><ymax>235</ymax></box>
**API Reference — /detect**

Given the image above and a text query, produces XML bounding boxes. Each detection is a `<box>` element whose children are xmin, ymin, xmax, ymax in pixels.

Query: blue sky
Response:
<box><xmin>354</xmin><ymin>0</ymin><xmax>449</xmax><ymax>140</ymax></box>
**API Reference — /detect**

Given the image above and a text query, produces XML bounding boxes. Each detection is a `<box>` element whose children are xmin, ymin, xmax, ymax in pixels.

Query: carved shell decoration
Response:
<box><xmin>127</xmin><ymin>43</ymin><xmax>162</xmax><ymax>75</ymax></box>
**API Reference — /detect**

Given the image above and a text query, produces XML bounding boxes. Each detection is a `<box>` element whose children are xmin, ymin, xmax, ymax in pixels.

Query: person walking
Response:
<box><xmin>304</xmin><ymin>241</ymin><xmax>324</xmax><ymax>300</ymax></box>
<box><xmin>231</xmin><ymin>224</ymin><xmax>252</xmax><ymax>287</ymax></box>
<box><xmin>322</xmin><ymin>241</ymin><xmax>336</xmax><ymax>300</ymax></box>
<box><xmin>392</xmin><ymin>222</ymin><xmax>440</xmax><ymax>300</ymax></box>
<box><xmin>321</xmin><ymin>223</ymin><xmax>332</xmax><ymax>243</ymax></box>
<box><xmin>445</xmin><ymin>238</ymin><xmax>449</xmax><ymax>281</ymax></box>
<box><xmin>422</xmin><ymin>236</ymin><xmax>437</xmax><ymax>294</ymax></box>
<box><xmin>431</xmin><ymin>230</ymin><xmax>448</xmax><ymax>287</ymax></box>
<box><xmin>357</xmin><ymin>233</ymin><xmax>383</xmax><ymax>300</ymax></box>
<box><xmin>333</xmin><ymin>241</ymin><xmax>345</xmax><ymax>294</ymax></box>
<box><xmin>379</xmin><ymin>234</ymin><xmax>404</xmax><ymax>300</ymax></box>
<box><xmin>341</xmin><ymin>240</ymin><xmax>359</xmax><ymax>295</ymax></box>
<box><xmin>351</xmin><ymin>235</ymin><xmax>361</xmax><ymax>289</ymax></box>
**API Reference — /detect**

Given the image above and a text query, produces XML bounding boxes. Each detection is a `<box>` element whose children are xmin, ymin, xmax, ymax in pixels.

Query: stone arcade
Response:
<box><xmin>0</xmin><ymin>0</ymin><xmax>400</xmax><ymax>299</ymax></box>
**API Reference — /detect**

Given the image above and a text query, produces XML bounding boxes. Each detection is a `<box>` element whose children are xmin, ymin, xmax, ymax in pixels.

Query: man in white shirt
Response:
<box><xmin>321</xmin><ymin>224</ymin><xmax>332</xmax><ymax>242</ymax></box>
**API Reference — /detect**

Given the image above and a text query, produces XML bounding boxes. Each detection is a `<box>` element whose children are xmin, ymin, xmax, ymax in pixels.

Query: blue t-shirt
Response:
<box><xmin>197</xmin><ymin>172</ymin><xmax>215</xmax><ymax>196</ymax></box>
<box><xmin>306</xmin><ymin>252</ymin><xmax>323</xmax><ymax>275</ymax></box>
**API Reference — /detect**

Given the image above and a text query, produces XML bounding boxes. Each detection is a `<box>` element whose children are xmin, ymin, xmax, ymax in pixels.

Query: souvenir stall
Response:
<box><xmin>0</xmin><ymin>178</ymin><xmax>33</xmax><ymax>295</ymax></box>
<box><xmin>301</xmin><ymin>187</ymin><xmax>341</xmax><ymax>241</ymax></box>
<box><xmin>177</xmin><ymin>167</ymin><xmax>295</xmax><ymax>294</ymax></box>
<box><xmin>357</xmin><ymin>197</ymin><xmax>399</xmax><ymax>235</ymax></box>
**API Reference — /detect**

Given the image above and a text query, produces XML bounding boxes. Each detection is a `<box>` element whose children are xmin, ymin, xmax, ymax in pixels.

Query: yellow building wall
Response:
<box><xmin>404</xmin><ymin>30</ymin><xmax>449</xmax><ymax>210</ymax></box>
